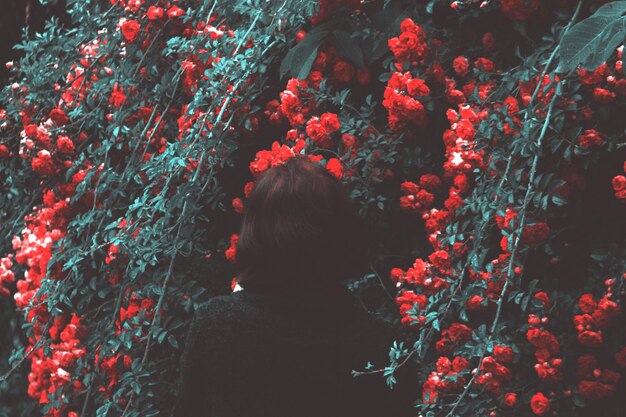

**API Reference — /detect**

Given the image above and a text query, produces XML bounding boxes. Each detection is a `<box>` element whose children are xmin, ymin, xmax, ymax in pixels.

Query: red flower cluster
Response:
<box><xmin>496</xmin><ymin>208</ymin><xmax>550</xmax><ymax>251</ymax></box>
<box><xmin>395</xmin><ymin>290</ymin><xmax>428</xmax><ymax>329</ymax></box>
<box><xmin>28</xmin><ymin>313</ymin><xmax>86</xmax><ymax>409</ymax></box>
<box><xmin>225</xmin><ymin>234</ymin><xmax>238</xmax><ymax>264</ymax></box>
<box><xmin>527</xmin><ymin>312</ymin><xmax>563</xmax><ymax>383</ymax></box>
<box><xmin>95</xmin><ymin>349</ymin><xmax>133</xmax><ymax>394</ymax></box>
<box><xmin>577</xmin><ymin>129</ymin><xmax>606</xmax><ymax>148</ymax></box>
<box><xmin>278</xmin><ymin>78</ymin><xmax>317</xmax><ymax>127</ymax></box>
<box><xmin>0</xmin><ymin>255</ymin><xmax>14</xmax><ymax>297</ymax></box>
<box><xmin>383</xmin><ymin>71</ymin><xmax>430</xmax><ymax>131</ymax></box>
<box><xmin>475</xmin><ymin>355</ymin><xmax>513</xmax><ymax>395</ymax></box>
<box><xmin>574</xmin><ymin>288</ymin><xmax>621</xmax><ymax>348</ymax></box>
<box><xmin>577</xmin><ymin>46</ymin><xmax>626</xmax><ymax>110</ymax></box>
<box><xmin>399</xmin><ymin>179</ymin><xmax>436</xmax><ymax>214</ymax></box>
<box><xmin>249</xmin><ymin>140</ymin><xmax>300</xmax><ymax>177</ymax></box>
<box><xmin>575</xmin><ymin>354</ymin><xmax>621</xmax><ymax>400</ymax></box>
<box><xmin>611</xmin><ymin>161</ymin><xmax>626</xmax><ymax>202</ymax></box>
<box><xmin>388</xmin><ymin>18</ymin><xmax>429</xmax><ymax>65</ymax></box>
<box><xmin>391</xmin><ymin>254</ymin><xmax>451</xmax><ymax>304</ymax></box>
<box><xmin>422</xmin><ymin>356</ymin><xmax>469</xmax><ymax>403</ymax></box>
<box><xmin>305</xmin><ymin>112</ymin><xmax>341</xmax><ymax>147</ymax></box>
<box><xmin>435</xmin><ymin>323</ymin><xmax>473</xmax><ymax>355</ymax></box>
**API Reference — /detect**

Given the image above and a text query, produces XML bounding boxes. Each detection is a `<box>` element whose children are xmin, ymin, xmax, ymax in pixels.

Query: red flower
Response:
<box><xmin>407</xmin><ymin>78</ymin><xmax>430</xmax><ymax>96</ymax></box>
<box><xmin>333</xmin><ymin>60</ymin><xmax>354</xmax><ymax>82</ymax></box>
<box><xmin>56</xmin><ymin>136</ymin><xmax>75</xmax><ymax>154</ymax></box>
<box><xmin>474</xmin><ymin>58</ymin><xmax>496</xmax><ymax>72</ymax></box>
<box><xmin>109</xmin><ymin>83</ymin><xmax>126</xmax><ymax>108</ymax></box>
<box><xmin>466</xmin><ymin>295</ymin><xmax>485</xmax><ymax>311</ymax></box>
<box><xmin>593</xmin><ymin>87</ymin><xmax>616</xmax><ymax>104</ymax></box>
<box><xmin>576</xmin><ymin>354</ymin><xmax>597</xmax><ymax>379</ymax></box>
<box><xmin>320</xmin><ymin>112</ymin><xmax>340</xmax><ymax>132</ymax></box>
<box><xmin>493</xmin><ymin>346</ymin><xmax>514</xmax><ymax>363</ymax></box>
<box><xmin>522</xmin><ymin>222</ymin><xmax>550</xmax><ymax>246</ymax></box>
<box><xmin>503</xmin><ymin>392</ymin><xmax>517</xmax><ymax>407</ymax></box>
<box><xmin>455</xmin><ymin>119</ymin><xmax>475</xmax><ymax>140</ymax></box>
<box><xmin>49</xmin><ymin>108</ymin><xmax>69</xmax><ymax>125</ymax></box>
<box><xmin>453</xmin><ymin>56</ymin><xmax>470</xmax><ymax>77</ymax></box>
<box><xmin>578</xmin><ymin>330</ymin><xmax>603</xmax><ymax>348</ymax></box>
<box><xmin>232</xmin><ymin>198</ymin><xmax>244</xmax><ymax>214</ymax></box>
<box><xmin>578</xmin><ymin>380</ymin><xmax>616</xmax><ymax>400</ymax></box>
<box><xmin>482</xmin><ymin>32</ymin><xmax>495</xmax><ymax>50</ymax></box>
<box><xmin>534</xmin><ymin>291</ymin><xmax>551</xmax><ymax>308</ymax></box>
<box><xmin>612</xmin><ymin>175</ymin><xmax>626</xmax><ymax>192</ymax></box>
<box><xmin>578</xmin><ymin>293</ymin><xmax>597</xmax><ymax>313</ymax></box>
<box><xmin>388</xmin><ymin>18</ymin><xmax>429</xmax><ymax>63</ymax></box>
<box><xmin>429</xmin><ymin>250</ymin><xmax>450</xmax><ymax>271</ymax></box>
<box><xmin>120</xmin><ymin>19</ymin><xmax>141</xmax><ymax>43</ymax></box>
<box><xmin>447</xmin><ymin>323</ymin><xmax>473</xmax><ymax>342</ymax></box>
<box><xmin>31</xmin><ymin>150</ymin><xmax>56</xmax><ymax>175</ymax></box>
<box><xmin>578</xmin><ymin>129</ymin><xmax>606</xmax><ymax>148</ymax></box>
<box><xmin>147</xmin><ymin>6</ymin><xmax>164</xmax><ymax>20</ymax></box>
<box><xmin>325</xmin><ymin>158</ymin><xmax>343</xmax><ymax>179</ymax></box>
<box><xmin>530</xmin><ymin>392</ymin><xmax>550</xmax><ymax>415</ymax></box>
<box><xmin>419</xmin><ymin>174</ymin><xmax>441</xmax><ymax>192</ymax></box>
<box><xmin>225</xmin><ymin>234</ymin><xmax>238</xmax><ymax>264</ymax></box>
<box><xmin>167</xmin><ymin>6</ymin><xmax>186</xmax><ymax>19</ymax></box>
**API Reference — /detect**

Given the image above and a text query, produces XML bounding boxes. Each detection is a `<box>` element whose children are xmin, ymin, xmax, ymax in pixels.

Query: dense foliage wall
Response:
<box><xmin>0</xmin><ymin>0</ymin><xmax>625</xmax><ymax>416</ymax></box>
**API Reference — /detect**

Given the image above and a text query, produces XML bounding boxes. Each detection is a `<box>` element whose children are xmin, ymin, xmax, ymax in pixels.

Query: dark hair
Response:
<box><xmin>235</xmin><ymin>157</ymin><xmax>370</xmax><ymax>292</ymax></box>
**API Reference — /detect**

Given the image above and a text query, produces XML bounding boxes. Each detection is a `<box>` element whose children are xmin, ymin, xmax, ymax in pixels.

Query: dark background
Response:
<box><xmin>0</xmin><ymin>0</ymin><xmax>68</xmax><ymax>82</ymax></box>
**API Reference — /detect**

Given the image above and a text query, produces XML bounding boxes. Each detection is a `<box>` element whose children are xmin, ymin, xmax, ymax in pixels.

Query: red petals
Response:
<box><xmin>530</xmin><ymin>392</ymin><xmax>550</xmax><ymax>415</ymax></box>
<box><xmin>120</xmin><ymin>19</ymin><xmax>141</xmax><ymax>43</ymax></box>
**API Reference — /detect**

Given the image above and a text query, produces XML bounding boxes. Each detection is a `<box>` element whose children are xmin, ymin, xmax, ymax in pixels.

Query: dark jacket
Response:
<box><xmin>174</xmin><ymin>288</ymin><xmax>418</xmax><ymax>417</ymax></box>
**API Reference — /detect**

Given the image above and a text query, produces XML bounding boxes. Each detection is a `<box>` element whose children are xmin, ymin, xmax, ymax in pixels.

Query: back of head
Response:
<box><xmin>235</xmin><ymin>157</ymin><xmax>370</xmax><ymax>293</ymax></box>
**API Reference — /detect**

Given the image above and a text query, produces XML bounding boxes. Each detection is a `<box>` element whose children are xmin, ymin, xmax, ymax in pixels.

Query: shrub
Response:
<box><xmin>0</xmin><ymin>1</ymin><xmax>625</xmax><ymax>416</ymax></box>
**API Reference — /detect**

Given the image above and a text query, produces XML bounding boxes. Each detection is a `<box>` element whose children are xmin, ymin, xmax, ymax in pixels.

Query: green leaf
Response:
<box><xmin>593</xmin><ymin>1</ymin><xmax>626</xmax><ymax>17</ymax></box>
<box><xmin>280</xmin><ymin>27</ymin><xmax>330</xmax><ymax>79</ymax></box>
<box><xmin>557</xmin><ymin>14</ymin><xmax>626</xmax><ymax>72</ymax></box>
<box><xmin>330</xmin><ymin>30</ymin><xmax>365</xmax><ymax>68</ymax></box>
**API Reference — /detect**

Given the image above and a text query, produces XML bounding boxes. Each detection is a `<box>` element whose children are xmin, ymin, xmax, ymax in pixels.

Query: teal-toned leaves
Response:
<box><xmin>557</xmin><ymin>2</ymin><xmax>626</xmax><ymax>72</ymax></box>
<box><xmin>280</xmin><ymin>25</ymin><xmax>331</xmax><ymax>79</ymax></box>
<box><xmin>330</xmin><ymin>30</ymin><xmax>365</xmax><ymax>68</ymax></box>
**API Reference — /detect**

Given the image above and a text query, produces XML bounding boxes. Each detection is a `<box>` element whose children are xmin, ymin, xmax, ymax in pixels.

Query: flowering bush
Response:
<box><xmin>1</xmin><ymin>0</ymin><xmax>625</xmax><ymax>416</ymax></box>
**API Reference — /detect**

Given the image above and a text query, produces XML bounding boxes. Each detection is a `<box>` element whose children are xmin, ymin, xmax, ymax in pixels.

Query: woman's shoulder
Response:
<box><xmin>195</xmin><ymin>292</ymin><xmax>243</xmax><ymax>320</ymax></box>
<box><xmin>193</xmin><ymin>291</ymin><xmax>266</xmax><ymax>325</ymax></box>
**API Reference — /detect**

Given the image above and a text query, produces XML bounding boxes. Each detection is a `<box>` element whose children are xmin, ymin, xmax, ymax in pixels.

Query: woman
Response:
<box><xmin>175</xmin><ymin>157</ymin><xmax>417</xmax><ymax>417</ymax></box>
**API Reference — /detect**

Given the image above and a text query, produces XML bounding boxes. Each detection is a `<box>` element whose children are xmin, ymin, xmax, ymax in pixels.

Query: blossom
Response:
<box><xmin>325</xmin><ymin>158</ymin><xmax>343</xmax><ymax>179</ymax></box>
<box><xmin>225</xmin><ymin>234</ymin><xmax>238</xmax><ymax>264</ymax></box>
<box><xmin>120</xmin><ymin>19</ymin><xmax>141</xmax><ymax>43</ymax></box>
<box><xmin>109</xmin><ymin>82</ymin><xmax>126</xmax><ymax>108</ymax></box>
<box><xmin>530</xmin><ymin>392</ymin><xmax>550</xmax><ymax>415</ymax></box>
<box><xmin>388</xmin><ymin>18</ymin><xmax>429</xmax><ymax>63</ymax></box>
<box><xmin>333</xmin><ymin>60</ymin><xmax>354</xmax><ymax>82</ymax></box>
<box><xmin>453</xmin><ymin>56</ymin><xmax>470</xmax><ymax>77</ymax></box>
<box><xmin>383</xmin><ymin>72</ymin><xmax>429</xmax><ymax>131</ymax></box>
<box><xmin>306</xmin><ymin>113</ymin><xmax>340</xmax><ymax>148</ymax></box>
<box><xmin>578</xmin><ymin>129</ymin><xmax>605</xmax><ymax>148</ymax></box>
<box><xmin>493</xmin><ymin>345</ymin><xmax>514</xmax><ymax>363</ymax></box>
<box><xmin>56</xmin><ymin>136</ymin><xmax>75</xmax><ymax>154</ymax></box>
<box><xmin>147</xmin><ymin>6</ymin><xmax>164</xmax><ymax>20</ymax></box>
<box><xmin>503</xmin><ymin>392</ymin><xmax>517</xmax><ymax>407</ymax></box>
<box><xmin>167</xmin><ymin>6</ymin><xmax>186</xmax><ymax>18</ymax></box>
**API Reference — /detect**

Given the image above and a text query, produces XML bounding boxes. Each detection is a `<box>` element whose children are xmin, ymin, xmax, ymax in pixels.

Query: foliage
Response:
<box><xmin>0</xmin><ymin>0</ymin><xmax>625</xmax><ymax>416</ymax></box>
